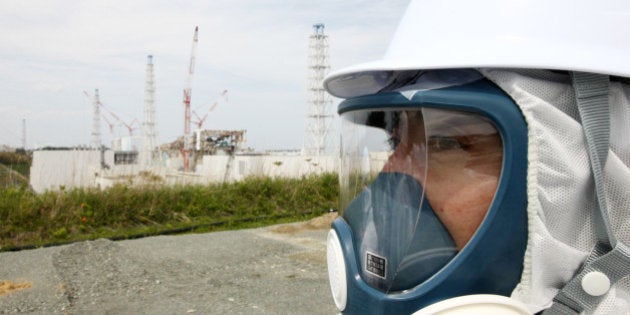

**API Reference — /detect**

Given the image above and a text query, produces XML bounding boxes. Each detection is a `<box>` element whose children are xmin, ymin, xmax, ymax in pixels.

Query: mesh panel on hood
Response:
<box><xmin>479</xmin><ymin>69</ymin><xmax>630</xmax><ymax>314</ymax></box>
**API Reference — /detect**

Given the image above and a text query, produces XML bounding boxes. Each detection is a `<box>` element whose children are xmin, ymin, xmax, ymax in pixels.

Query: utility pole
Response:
<box><xmin>303</xmin><ymin>23</ymin><xmax>334</xmax><ymax>156</ymax></box>
<box><xmin>21</xmin><ymin>118</ymin><xmax>26</xmax><ymax>151</ymax></box>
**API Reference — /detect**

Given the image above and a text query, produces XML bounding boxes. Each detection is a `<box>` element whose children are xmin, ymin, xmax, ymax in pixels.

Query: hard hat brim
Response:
<box><xmin>324</xmin><ymin>0</ymin><xmax>630</xmax><ymax>99</ymax></box>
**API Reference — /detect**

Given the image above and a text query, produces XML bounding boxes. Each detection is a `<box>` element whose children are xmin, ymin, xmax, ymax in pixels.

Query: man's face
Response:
<box><xmin>382</xmin><ymin>110</ymin><xmax>503</xmax><ymax>249</ymax></box>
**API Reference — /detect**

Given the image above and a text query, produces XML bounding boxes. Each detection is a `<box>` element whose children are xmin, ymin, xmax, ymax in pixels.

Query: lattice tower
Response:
<box><xmin>141</xmin><ymin>55</ymin><xmax>158</xmax><ymax>165</ymax></box>
<box><xmin>91</xmin><ymin>89</ymin><xmax>102</xmax><ymax>149</ymax></box>
<box><xmin>303</xmin><ymin>23</ymin><xmax>334</xmax><ymax>156</ymax></box>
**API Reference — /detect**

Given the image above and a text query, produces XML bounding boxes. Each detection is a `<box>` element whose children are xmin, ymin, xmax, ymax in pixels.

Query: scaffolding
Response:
<box><xmin>303</xmin><ymin>23</ymin><xmax>334</xmax><ymax>156</ymax></box>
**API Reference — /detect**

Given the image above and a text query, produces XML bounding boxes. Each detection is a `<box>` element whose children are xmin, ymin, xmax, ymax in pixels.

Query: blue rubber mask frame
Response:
<box><xmin>330</xmin><ymin>77</ymin><xmax>528</xmax><ymax>314</ymax></box>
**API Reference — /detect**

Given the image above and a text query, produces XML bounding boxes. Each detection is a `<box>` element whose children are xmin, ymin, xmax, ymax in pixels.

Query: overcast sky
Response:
<box><xmin>0</xmin><ymin>0</ymin><xmax>410</xmax><ymax>151</ymax></box>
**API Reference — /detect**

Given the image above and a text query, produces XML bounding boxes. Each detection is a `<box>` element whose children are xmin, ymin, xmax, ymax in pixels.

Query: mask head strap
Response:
<box><xmin>544</xmin><ymin>72</ymin><xmax>630</xmax><ymax>314</ymax></box>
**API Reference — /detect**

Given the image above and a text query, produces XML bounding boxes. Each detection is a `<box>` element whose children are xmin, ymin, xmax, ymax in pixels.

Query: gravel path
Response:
<box><xmin>0</xmin><ymin>215</ymin><xmax>338</xmax><ymax>314</ymax></box>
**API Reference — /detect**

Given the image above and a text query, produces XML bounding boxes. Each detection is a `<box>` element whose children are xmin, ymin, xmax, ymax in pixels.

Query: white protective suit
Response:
<box><xmin>479</xmin><ymin>69</ymin><xmax>630</xmax><ymax>314</ymax></box>
<box><xmin>323</xmin><ymin>0</ymin><xmax>630</xmax><ymax>312</ymax></box>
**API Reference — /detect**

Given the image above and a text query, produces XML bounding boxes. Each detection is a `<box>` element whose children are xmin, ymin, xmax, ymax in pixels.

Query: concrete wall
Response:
<box><xmin>198</xmin><ymin>155</ymin><xmax>339</xmax><ymax>183</ymax></box>
<box><xmin>30</xmin><ymin>150</ymin><xmax>159</xmax><ymax>192</ymax></box>
<box><xmin>29</xmin><ymin>150</ymin><xmax>390</xmax><ymax>192</ymax></box>
<box><xmin>30</xmin><ymin>150</ymin><xmax>114</xmax><ymax>192</ymax></box>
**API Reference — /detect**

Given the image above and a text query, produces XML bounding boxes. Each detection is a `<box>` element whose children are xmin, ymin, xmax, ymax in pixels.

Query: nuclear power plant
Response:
<box><xmin>28</xmin><ymin>24</ymin><xmax>383</xmax><ymax>193</ymax></box>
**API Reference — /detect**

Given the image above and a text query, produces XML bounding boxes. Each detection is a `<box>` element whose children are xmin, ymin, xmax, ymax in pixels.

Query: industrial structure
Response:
<box><xmin>29</xmin><ymin>24</ymin><xmax>347</xmax><ymax>192</ymax></box>
<box><xmin>303</xmin><ymin>23</ymin><xmax>334</xmax><ymax>156</ymax></box>
<box><xmin>181</xmin><ymin>26</ymin><xmax>199</xmax><ymax>172</ymax></box>
<box><xmin>192</xmin><ymin>89</ymin><xmax>228</xmax><ymax>130</ymax></box>
<box><xmin>140</xmin><ymin>55</ymin><xmax>158</xmax><ymax>166</ymax></box>
<box><xmin>90</xmin><ymin>89</ymin><xmax>102</xmax><ymax>149</ymax></box>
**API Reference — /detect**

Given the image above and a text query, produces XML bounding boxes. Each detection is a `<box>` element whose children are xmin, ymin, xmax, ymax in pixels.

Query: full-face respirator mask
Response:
<box><xmin>326</xmin><ymin>70</ymin><xmax>529</xmax><ymax>314</ymax></box>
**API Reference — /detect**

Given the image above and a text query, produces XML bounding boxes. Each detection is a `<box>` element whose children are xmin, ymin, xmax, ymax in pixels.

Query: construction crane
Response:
<box><xmin>83</xmin><ymin>90</ymin><xmax>140</xmax><ymax>137</ymax></box>
<box><xmin>182</xmin><ymin>26</ymin><xmax>199</xmax><ymax>172</ymax></box>
<box><xmin>120</xmin><ymin>118</ymin><xmax>140</xmax><ymax>136</ymax></box>
<box><xmin>102</xmin><ymin>115</ymin><xmax>115</xmax><ymax>136</ymax></box>
<box><xmin>192</xmin><ymin>89</ymin><xmax>228</xmax><ymax>130</ymax></box>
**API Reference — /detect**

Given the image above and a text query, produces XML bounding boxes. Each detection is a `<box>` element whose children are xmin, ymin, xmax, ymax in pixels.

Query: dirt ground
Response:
<box><xmin>0</xmin><ymin>281</ymin><xmax>32</xmax><ymax>297</ymax></box>
<box><xmin>0</xmin><ymin>213</ymin><xmax>338</xmax><ymax>314</ymax></box>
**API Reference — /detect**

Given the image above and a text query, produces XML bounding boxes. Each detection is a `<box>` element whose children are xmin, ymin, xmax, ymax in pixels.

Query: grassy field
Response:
<box><xmin>0</xmin><ymin>152</ymin><xmax>30</xmax><ymax>190</ymax></box>
<box><xmin>0</xmin><ymin>152</ymin><xmax>339</xmax><ymax>251</ymax></box>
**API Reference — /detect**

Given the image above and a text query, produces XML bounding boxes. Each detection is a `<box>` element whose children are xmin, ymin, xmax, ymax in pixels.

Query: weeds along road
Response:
<box><xmin>0</xmin><ymin>214</ymin><xmax>338</xmax><ymax>314</ymax></box>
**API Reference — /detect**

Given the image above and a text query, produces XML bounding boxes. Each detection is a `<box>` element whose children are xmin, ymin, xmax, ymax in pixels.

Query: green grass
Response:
<box><xmin>0</xmin><ymin>151</ymin><xmax>30</xmax><ymax>189</ymax></box>
<box><xmin>0</xmin><ymin>173</ymin><xmax>339</xmax><ymax>251</ymax></box>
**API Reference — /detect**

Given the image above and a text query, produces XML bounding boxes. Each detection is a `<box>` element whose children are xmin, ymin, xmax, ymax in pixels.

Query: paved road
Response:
<box><xmin>0</xmin><ymin>214</ymin><xmax>338</xmax><ymax>314</ymax></box>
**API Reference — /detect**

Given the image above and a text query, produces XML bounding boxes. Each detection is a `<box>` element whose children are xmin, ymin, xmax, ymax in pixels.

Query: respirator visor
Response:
<box><xmin>339</xmin><ymin>107</ymin><xmax>503</xmax><ymax>293</ymax></box>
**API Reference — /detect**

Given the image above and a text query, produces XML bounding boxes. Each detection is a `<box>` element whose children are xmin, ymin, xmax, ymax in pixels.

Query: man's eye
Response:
<box><xmin>387</xmin><ymin>133</ymin><xmax>402</xmax><ymax>149</ymax></box>
<box><xmin>428</xmin><ymin>136</ymin><xmax>465</xmax><ymax>151</ymax></box>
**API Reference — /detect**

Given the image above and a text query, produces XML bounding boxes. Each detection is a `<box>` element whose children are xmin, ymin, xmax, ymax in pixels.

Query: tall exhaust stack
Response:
<box><xmin>303</xmin><ymin>23</ymin><xmax>334</xmax><ymax>156</ymax></box>
<box><xmin>141</xmin><ymin>55</ymin><xmax>158</xmax><ymax>165</ymax></box>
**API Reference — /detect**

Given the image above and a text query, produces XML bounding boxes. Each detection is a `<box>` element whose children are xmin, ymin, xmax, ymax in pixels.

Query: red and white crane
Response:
<box><xmin>83</xmin><ymin>90</ymin><xmax>139</xmax><ymax>137</ymax></box>
<box><xmin>192</xmin><ymin>89</ymin><xmax>228</xmax><ymax>129</ymax></box>
<box><xmin>181</xmin><ymin>26</ymin><xmax>198</xmax><ymax>172</ymax></box>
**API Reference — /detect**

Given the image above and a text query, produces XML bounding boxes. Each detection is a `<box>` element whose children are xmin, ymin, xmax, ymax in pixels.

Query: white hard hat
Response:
<box><xmin>324</xmin><ymin>0</ymin><xmax>630</xmax><ymax>99</ymax></box>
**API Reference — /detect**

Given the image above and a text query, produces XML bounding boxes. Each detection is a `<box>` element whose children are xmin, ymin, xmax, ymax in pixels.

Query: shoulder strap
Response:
<box><xmin>543</xmin><ymin>72</ymin><xmax>630</xmax><ymax>314</ymax></box>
